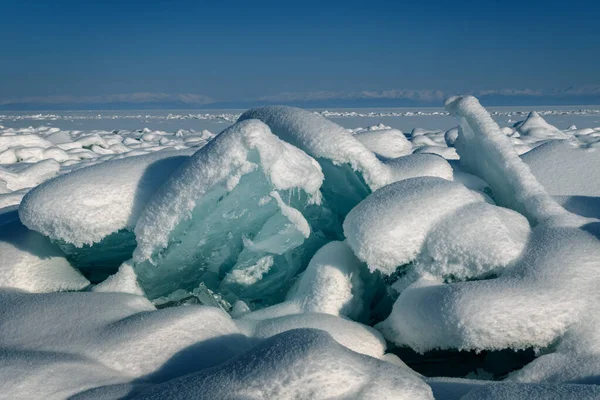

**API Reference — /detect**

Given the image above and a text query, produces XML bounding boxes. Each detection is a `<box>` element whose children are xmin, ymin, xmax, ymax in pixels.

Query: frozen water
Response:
<box><xmin>132</xmin><ymin>119</ymin><xmax>325</xmax><ymax>306</ymax></box>
<box><xmin>2</xmin><ymin>101</ymin><xmax>600</xmax><ymax>399</ymax></box>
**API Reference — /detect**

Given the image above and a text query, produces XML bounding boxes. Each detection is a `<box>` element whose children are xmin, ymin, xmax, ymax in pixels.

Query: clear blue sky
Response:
<box><xmin>1</xmin><ymin>0</ymin><xmax>599</xmax><ymax>107</ymax></box>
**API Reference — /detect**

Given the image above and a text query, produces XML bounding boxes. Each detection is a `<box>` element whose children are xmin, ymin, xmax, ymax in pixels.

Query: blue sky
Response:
<box><xmin>1</xmin><ymin>0</ymin><xmax>599</xmax><ymax>108</ymax></box>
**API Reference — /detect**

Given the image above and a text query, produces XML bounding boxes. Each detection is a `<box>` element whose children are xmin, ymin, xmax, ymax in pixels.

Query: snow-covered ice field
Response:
<box><xmin>2</xmin><ymin>99</ymin><xmax>600</xmax><ymax>399</ymax></box>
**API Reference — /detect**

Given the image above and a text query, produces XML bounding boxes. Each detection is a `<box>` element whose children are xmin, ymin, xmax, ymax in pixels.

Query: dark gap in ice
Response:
<box><xmin>56</xmin><ymin>230</ymin><xmax>137</xmax><ymax>283</ymax></box>
<box><xmin>390</xmin><ymin>345</ymin><xmax>536</xmax><ymax>380</ymax></box>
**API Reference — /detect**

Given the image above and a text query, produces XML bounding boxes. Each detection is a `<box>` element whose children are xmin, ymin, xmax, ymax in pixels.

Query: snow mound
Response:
<box><xmin>19</xmin><ymin>150</ymin><xmax>191</xmax><ymax>247</ymax></box>
<box><xmin>385</xmin><ymin>153</ymin><xmax>454</xmax><ymax>182</ymax></box>
<box><xmin>132</xmin><ymin>119</ymin><xmax>324</xmax><ymax>305</ymax></box>
<box><xmin>354</xmin><ymin>128</ymin><xmax>412</xmax><ymax>159</ymax></box>
<box><xmin>461</xmin><ymin>382</ymin><xmax>600</xmax><ymax>400</ymax></box>
<box><xmin>523</xmin><ymin>139</ymin><xmax>600</xmax><ymax>197</ymax></box>
<box><xmin>0</xmin><ymin>218</ymin><xmax>89</xmax><ymax>292</ymax></box>
<box><xmin>446</xmin><ymin>95</ymin><xmax>566</xmax><ymax>224</ymax></box>
<box><xmin>377</xmin><ymin>97</ymin><xmax>600</xmax><ymax>387</ymax></box>
<box><xmin>0</xmin><ymin>159</ymin><xmax>60</xmax><ymax>191</ymax></box>
<box><xmin>394</xmin><ymin>202</ymin><xmax>530</xmax><ymax>291</ymax></box>
<box><xmin>344</xmin><ymin>177</ymin><xmax>486</xmax><ymax>274</ymax></box>
<box><xmin>421</xmin><ymin>202</ymin><xmax>530</xmax><ymax>280</ymax></box>
<box><xmin>239</xmin><ymin>106</ymin><xmax>391</xmax><ymax>190</ymax></box>
<box><xmin>514</xmin><ymin>111</ymin><xmax>568</xmax><ymax>141</ymax></box>
<box><xmin>129</xmin><ymin>329</ymin><xmax>433</xmax><ymax>400</ymax></box>
<box><xmin>286</xmin><ymin>240</ymin><xmax>370</xmax><ymax>319</ymax></box>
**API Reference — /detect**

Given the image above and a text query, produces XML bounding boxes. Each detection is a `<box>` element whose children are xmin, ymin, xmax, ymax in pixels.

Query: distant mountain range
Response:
<box><xmin>1</xmin><ymin>87</ymin><xmax>599</xmax><ymax>110</ymax></box>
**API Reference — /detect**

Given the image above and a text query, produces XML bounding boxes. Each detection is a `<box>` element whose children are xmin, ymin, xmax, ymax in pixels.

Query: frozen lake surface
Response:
<box><xmin>2</xmin><ymin>100</ymin><xmax>600</xmax><ymax>399</ymax></box>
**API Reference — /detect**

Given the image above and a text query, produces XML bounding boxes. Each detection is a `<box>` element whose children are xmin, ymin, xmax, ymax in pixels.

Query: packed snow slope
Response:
<box><xmin>1</xmin><ymin>100</ymin><xmax>600</xmax><ymax>399</ymax></box>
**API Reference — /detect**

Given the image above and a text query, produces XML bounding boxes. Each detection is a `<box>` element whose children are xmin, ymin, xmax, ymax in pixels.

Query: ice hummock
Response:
<box><xmin>19</xmin><ymin>150</ymin><xmax>192</xmax><ymax>279</ymax></box>
<box><xmin>131</xmin><ymin>119</ymin><xmax>326</xmax><ymax>307</ymax></box>
<box><xmin>377</xmin><ymin>96</ymin><xmax>600</xmax><ymax>387</ymax></box>
<box><xmin>239</xmin><ymin>106</ymin><xmax>395</xmax><ymax>217</ymax></box>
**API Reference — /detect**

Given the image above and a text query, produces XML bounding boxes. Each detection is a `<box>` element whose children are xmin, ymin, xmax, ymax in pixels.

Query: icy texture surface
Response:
<box><xmin>239</xmin><ymin>106</ymin><xmax>392</xmax><ymax>190</ymax></box>
<box><xmin>132</xmin><ymin>119</ymin><xmax>325</xmax><ymax>305</ymax></box>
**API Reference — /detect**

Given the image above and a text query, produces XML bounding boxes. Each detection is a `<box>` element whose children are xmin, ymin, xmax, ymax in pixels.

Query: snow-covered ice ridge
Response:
<box><xmin>3</xmin><ymin>98</ymin><xmax>600</xmax><ymax>399</ymax></box>
<box><xmin>2</xmin><ymin>107</ymin><xmax>600</xmax><ymax>123</ymax></box>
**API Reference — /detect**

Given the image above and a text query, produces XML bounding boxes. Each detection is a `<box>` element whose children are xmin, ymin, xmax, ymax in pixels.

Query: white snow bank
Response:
<box><xmin>239</xmin><ymin>106</ymin><xmax>392</xmax><ymax>190</ymax></box>
<box><xmin>0</xmin><ymin>217</ymin><xmax>89</xmax><ymax>292</ymax></box>
<box><xmin>237</xmin><ymin>312</ymin><xmax>386</xmax><ymax>358</ymax></box>
<box><xmin>0</xmin><ymin>159</ymin><xmax>60</xmax><ymax>191</ymax></box>
<box><xmin>286</xmin><ymin>240</ymin><xmax>368</xmax><ymax>319</ymax></box>
<box><xmin>522</xmin><ymin>139</ymin><xmax>600</xmax><ymax>197</ymax></box>
<box><xmin>128</xmin><ymin>329</ymin><xmax>433</xmax><ymax>400</ymax></box>
<box><xmin>0</xmin><ymin>289</ymin><xmax>432</xmax><ymax>399</ymax></box>
<box><xmin>446</xmin><ymin>95</ymin><xmax>566</xmax><ymax>224</ymax></box>
<box><xmin>344</xmin><ymin>177</ymin><xmax>486</xmax><ymax>274</ymax></box>
<box><xmin>378</xmin><ymin>97</ymin><xmax>600</xmax><ymax>370</ymax></box>
<box><xmin>0</xmin><ymin>134</ymin><xmax>53</xmax><ymax>153</ymax></box>
<box><xmin>0</xmin><ymin>290</ymin><xmax>249</xmax><ymax>381</ymax></box>
<box><xmin>19</xmin><ymin>150</ymin><xmax>191</xmax><ymax>247</ymax></box>
<box><xmin>385</xmin><ymin>153</ymin><xmax>454</xmax><ymax>182</ymax></box>
<box><xmin>354</xmin><ymin>128</ymin><xmax>412</xmax><ymax>159</ymax></box>
<box><xmin>420</xmin><ymin>202</ymin><xmax>530</xmax><ymax>280</ymax></box>
<box><xmin>514</xmin><ymin>111</ymin><xmax>568</xmax><ymax>141</ymax></box>
<box><xmin>461</xmin><ymin>382</ymin><xmax>600</xmax><ymax>400</ymax></box>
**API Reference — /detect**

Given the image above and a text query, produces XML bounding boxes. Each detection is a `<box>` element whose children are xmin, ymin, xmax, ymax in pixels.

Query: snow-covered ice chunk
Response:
<box><xmin>444</xmin><ymin>127</ymin><xmax>460</xmax><ymax>146</ymax></box>
<box><xmin>0</xmin><ymin>159</ymin><xmax>59</xmax><ymax>191</ymax></box>
<box><xmin>378</xmin><ymin>97</ymin><xmax>600</xmax><ymax>371</ymax></box>
<box><xmin>385</xmin><ymin>153</ymin><xmax>454</xmax><ymax>182</ymax></box>
<box><xmin>394</xmin><ymin>202</ymin><xmax>530</xmax><ymax>291</ymax></box>
<box><xmin>344</xmin><ymin>177</ymin><xmax>486</xmax><ymax>274</ymax></box>
<box><xmin>287</xmin><ymin>240</ymin><xmax>370</xmax><ymax>320</ymax></box>
<box><xmin>421</xmin><ymin>202</ymin><xmax>530</xmax><ymax>279</ymax></box>
<box><xmin>354</xmin><ymin>128</ymin><xmax>412</xmax><ymax>160</ymax></box>
<box><xmin>239</xmin><ymin>106</ymin><xmax>391</xmax><ymax>190</ymax></box>
<box><xmin>128</xmin><ymin>329</ymin><xmax>434</xmax><ymax>400</ymax></box>
<box><xmin>0</xmin><ymin>134</ymin><xmax>53</xmax><ymax>153</ymax></box>
<box><xmin>19</xmin><ymin>150</ymin><xmax>191</xmax><ymax>278</ymax></box>
<box><xmin>0</xmin><ymin>217</ymin><xmax>89</xmax><ymax>293</ymax></box>
<box><xmin>446</xmin><ymin>95</ymin><xmax>566</xmax><ymax>224</ymax></box>
<box><xmin>20</xmin><ymin>150</ymin><xmax>191</xmax><ymax>247</ymax></box>
<box><xmin>132</xmin><ymin>119</ymin><xmax>324</xmax><ymax>305</ymax></box>
<box><xmin>514</xmin><ymin>111</ymin><xmax>568</xmax><ymax>141</ymax></box>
